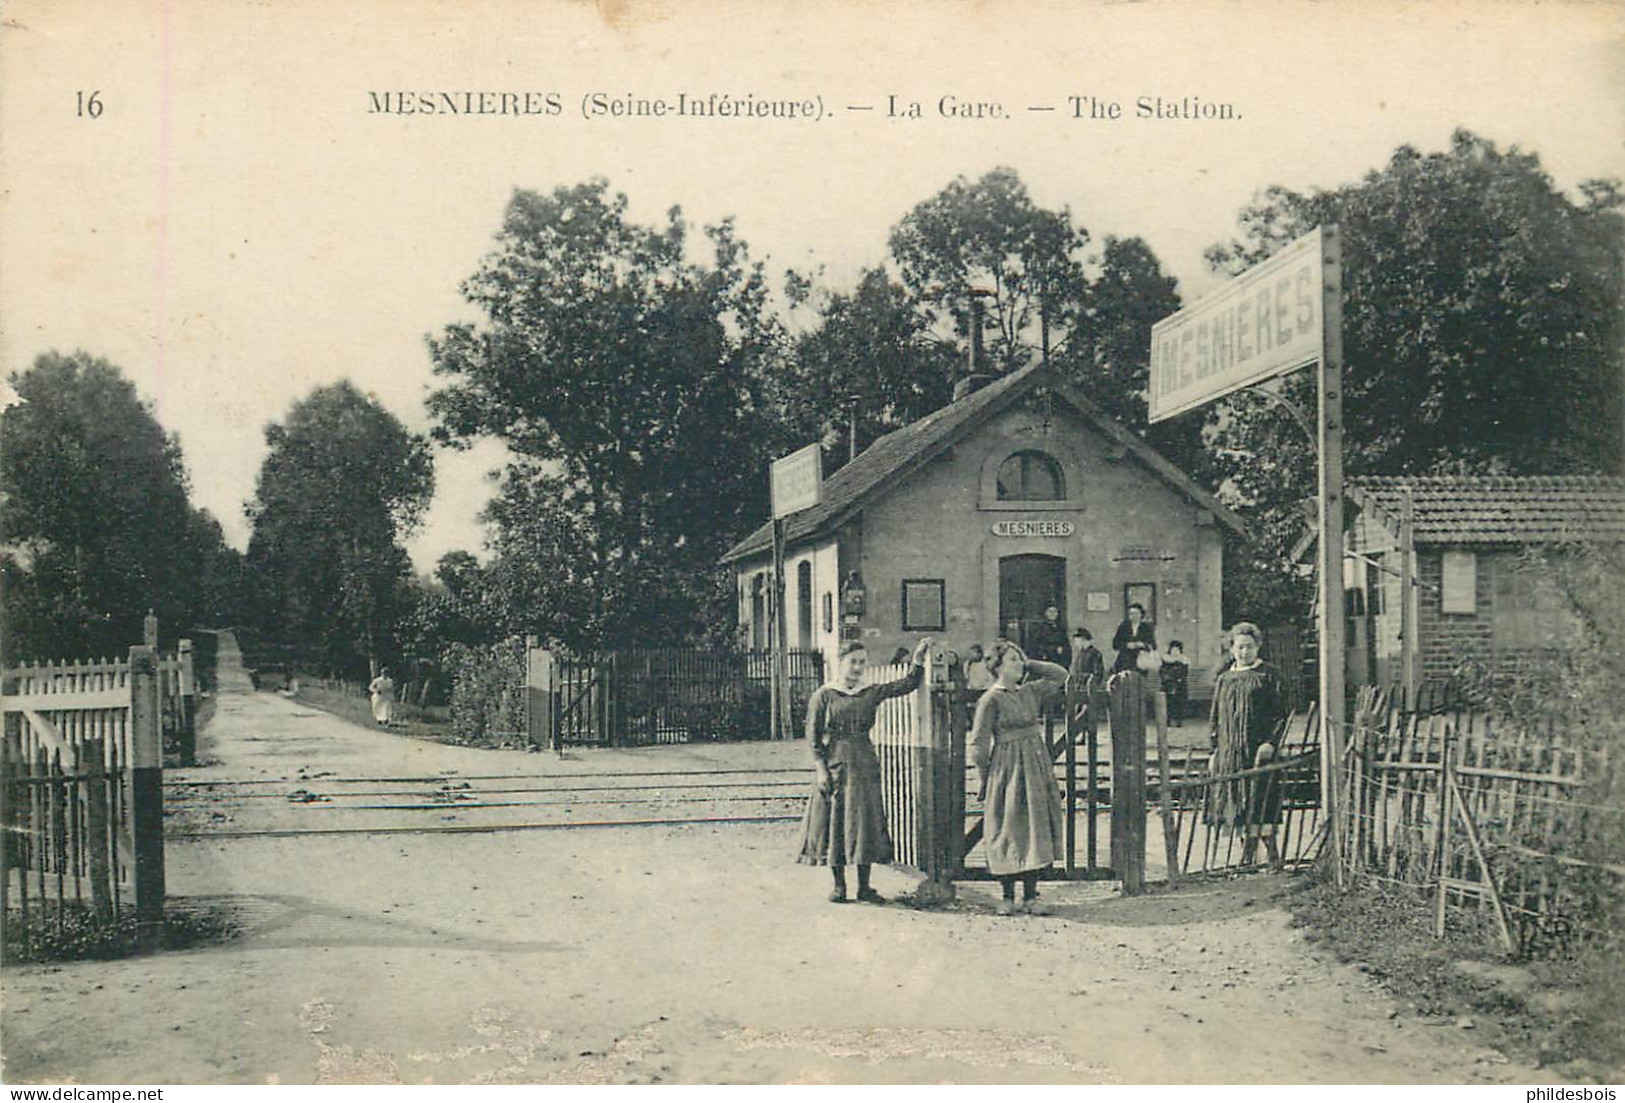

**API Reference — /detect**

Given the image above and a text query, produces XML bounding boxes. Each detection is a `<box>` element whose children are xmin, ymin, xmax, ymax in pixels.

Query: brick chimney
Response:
<box><xmin>952</xmin><ymin>294</ymin><xmax>993</xmax><ymax>401</ymax></box>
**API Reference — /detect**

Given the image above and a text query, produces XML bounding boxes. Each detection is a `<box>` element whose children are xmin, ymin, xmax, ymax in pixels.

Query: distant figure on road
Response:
<box><xmin>798</xmin><ymin>636</ymin><xmax>933</xmax><ymax>905</ymax></box>
<box><xmin>368</xmin><ymin>667</ymin><xmax>397</xmax><ymax>727</ymax></box>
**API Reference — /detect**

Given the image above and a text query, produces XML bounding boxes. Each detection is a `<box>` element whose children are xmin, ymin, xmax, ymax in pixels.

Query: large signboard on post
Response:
<box><xmin>1148</xmin><ymin>227</ymin><xmax>1324</xmax><ymax>423</ymax></box>
<box><xmin>770</xmin><ymin>442</ymin><xmax>823</xmax><ymax>519</ymax></box>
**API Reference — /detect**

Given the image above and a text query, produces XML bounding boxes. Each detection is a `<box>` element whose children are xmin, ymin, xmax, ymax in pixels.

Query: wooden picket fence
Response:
<box><xmin>1336</xmin><ymin>683</ymin><xmax>1621</xmax><ymax>955</ymax></box>
<box><xmin>1</xmin><ymin>648</ymin><xmax>167</xmax><ymax>952</ymax></box>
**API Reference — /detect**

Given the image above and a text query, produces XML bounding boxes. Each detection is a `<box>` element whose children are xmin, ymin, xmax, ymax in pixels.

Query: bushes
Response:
<box><xmin>443</xmin><ymin>639</ymin><xmax>527</xmax><ymax>746</ymax></box>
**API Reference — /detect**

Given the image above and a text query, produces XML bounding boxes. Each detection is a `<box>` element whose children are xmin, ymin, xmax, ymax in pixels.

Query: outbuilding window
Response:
<box><xmin>1441</xmin><ymin>551</ymin><xmax>1477</xmax><ymax>615</ymax></box>
<box><xmin>996</xmin><ymin>450</ymin><xmax>1065</xmax><ymax>501</ymax></box>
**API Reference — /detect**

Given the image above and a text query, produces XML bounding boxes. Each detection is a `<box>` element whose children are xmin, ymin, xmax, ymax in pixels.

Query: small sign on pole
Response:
<box><xmin>767</xmin><ymin>444</ymin><xmax>821</xmax><ymax>739</ymax></box>
<box><xmin>770</xmin><ymin>443</ymin><xmax>823</xmax><ymax>519</ymax></box>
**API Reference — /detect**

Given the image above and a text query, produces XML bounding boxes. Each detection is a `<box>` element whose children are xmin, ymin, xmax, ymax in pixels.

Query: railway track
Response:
<box><xmin>165</xmin><ymin>766</ymin><xmax>818</xmax><ymax>839</ymax></box>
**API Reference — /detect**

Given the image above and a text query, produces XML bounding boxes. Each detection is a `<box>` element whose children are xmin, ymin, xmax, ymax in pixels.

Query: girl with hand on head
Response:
<box><xmin>797</xmin><ymin>636</ymin><xmax>933</xmax><ymax>904</ymax></box>
<box><xmin>972</xmin><ymin>639</ymin><xmax>1070</xmax><ymax>915</ymax></box>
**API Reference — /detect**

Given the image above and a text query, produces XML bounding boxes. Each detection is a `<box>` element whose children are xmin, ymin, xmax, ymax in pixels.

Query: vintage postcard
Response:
<box><xmin>1</xmin><ymin>0</ymin><xmax>1622</xmax><ymax>1089</ymax></box>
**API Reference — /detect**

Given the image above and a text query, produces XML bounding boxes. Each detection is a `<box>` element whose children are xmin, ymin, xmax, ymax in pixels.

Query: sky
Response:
<box><xmin>2</xmin><ymin>0</ymin><xmax>1622</xmax><ymax>572</ymax></box>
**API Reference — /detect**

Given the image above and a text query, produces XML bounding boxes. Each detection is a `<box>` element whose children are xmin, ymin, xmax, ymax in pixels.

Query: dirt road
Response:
<box><xmin>0</xmin><ymin>636</ymin><xmax>1540</xmax><ymax>1084</ymax></box>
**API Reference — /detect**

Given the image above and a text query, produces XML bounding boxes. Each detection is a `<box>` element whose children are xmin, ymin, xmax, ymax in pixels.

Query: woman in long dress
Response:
<box><xmin>1206</xmin><ymin>622</ymin><xmax>1286</xmax><ymax>868</ymax></box>
<box><xmin>368</xmin><ymin>667</ymin><xmax>397</xmax><ymax>727</ymax></box>
<box><xmin>797</xmin><ymin>637</ymin><xmax>932</xmax><ymax>904</ymax></box>
<box><xmin>972</xmin><ymin>639</ymin><xmax>1069</xmax><ymax>915</ymax></box>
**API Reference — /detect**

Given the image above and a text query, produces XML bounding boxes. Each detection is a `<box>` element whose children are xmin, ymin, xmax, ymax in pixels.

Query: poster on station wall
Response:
<box><xmin>1148</xmin><ymin>227</ymin><xmax>1325</xmax><ymax>423</ymax></box>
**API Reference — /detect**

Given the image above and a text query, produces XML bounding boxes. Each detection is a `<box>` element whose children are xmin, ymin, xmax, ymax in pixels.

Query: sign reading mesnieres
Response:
<box><xmin>770</xmin><ymin>443</ymin><xmax>823</xmax><ymax>519</ymax></box>
<box><xmin>991</xmin><ymin>519</ymin><xmax>1075</xmax><ymax>538</ymax></box>
<box><xmin>1148</xmin><ymin>227</ymin><xmax>1324</xmax><ymax>423</ymax></box>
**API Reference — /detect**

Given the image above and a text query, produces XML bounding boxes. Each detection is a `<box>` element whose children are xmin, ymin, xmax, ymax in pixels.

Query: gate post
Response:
<box><xmin>176</xmin><ymin>639</ymin><xmax>197</xmax><ymax>767</ymax></box>
<box><xmin>128</xmin><ymin>646</ymin><xmax>166</xmax><ymax>947</ymax></box>
<box><xmin>1109</xmin><ymin>671</ymin><xmax>1148</xmax><ymax>895</ymax></box>
<box><xmin>1063</xmin><ymin>676</ymin><xmax>1078</xmax><ymax>874</ymax></box>
<box><xmin>912</xmin><ymin>646</ymin><xmax>956</xmax><ymax>904</ymax></box>
<box><xmin>525</xmin><ymin>639</ymin><xmax>556</xmax><ymax>753</ymax></box>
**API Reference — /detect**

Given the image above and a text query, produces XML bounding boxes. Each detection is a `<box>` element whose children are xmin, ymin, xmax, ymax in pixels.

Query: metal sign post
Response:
<box><xmin>1317</xmin><ymin>226</ymin><xmax>1348</xmax><ymax>885</ymax></box>
<box><xmin>768</xmin><ymin>443</ymin><xmax>823</xmax><ymax>741</ymax></box>
<box><xmin>1148</xmin><ymin>223</ymin><xmax>1348</xmax><ymax>872</ymax></box>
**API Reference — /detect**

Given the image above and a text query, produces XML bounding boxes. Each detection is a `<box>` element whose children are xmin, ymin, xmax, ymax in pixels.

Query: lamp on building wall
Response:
<box><xmin>840</xmin><ymin>570</ymin><xmax>866</xmax><ymax>640</ymax></box>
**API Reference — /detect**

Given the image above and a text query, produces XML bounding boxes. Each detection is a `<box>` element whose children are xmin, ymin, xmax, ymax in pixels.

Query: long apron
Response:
<box><xmin>982</xmin><ymin>726</ymin><xmax>1065</xmax><ymax>876</ymax></box>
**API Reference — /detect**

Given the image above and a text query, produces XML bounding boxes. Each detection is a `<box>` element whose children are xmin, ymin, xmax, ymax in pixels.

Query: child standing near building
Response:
<box><xmin>1160</xmin><ymin>640</ymin><xmax>1190</xmax><ymax>727</ymax></box>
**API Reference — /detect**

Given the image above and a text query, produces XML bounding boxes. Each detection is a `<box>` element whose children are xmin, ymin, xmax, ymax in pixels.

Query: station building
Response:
<box><xmin>721</xmin><ymin>362</ymin><xmax>1246</xmax><ymax>702</ymax></box>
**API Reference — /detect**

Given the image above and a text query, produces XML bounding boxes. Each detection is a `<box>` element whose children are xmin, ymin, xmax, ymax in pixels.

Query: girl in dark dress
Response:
<box><xmin>797</xmin><ymin>637</ymin><xmax>932</xmax><ymax>903</ymax></box>
<box><xmin>1207</xmin><ymin>622</ymin><xmax>1286</xmax><ymax>869</ymax></box>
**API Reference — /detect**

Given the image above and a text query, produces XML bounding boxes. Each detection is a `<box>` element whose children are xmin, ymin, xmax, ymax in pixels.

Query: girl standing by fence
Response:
<box><xmin>797</xmin><ymin>637</ymin><xmax>932</xmax><ymax>904</ymax></box>
<box><xmin>1207</xmin><ymin>623</ymin><xmax>1286</xmax><ymax>869</ymax></box>
<box><xmin>973</xmin><ymin>640</ymin><xmax>1069</xmax><ymax>915</ymax></box>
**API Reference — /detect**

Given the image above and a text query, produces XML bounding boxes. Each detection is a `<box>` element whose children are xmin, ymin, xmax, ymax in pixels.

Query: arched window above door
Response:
<box><xmin>996</xmin><ymin>450</ymin><xmax>1065</xmax><ymax>501</ymax></box>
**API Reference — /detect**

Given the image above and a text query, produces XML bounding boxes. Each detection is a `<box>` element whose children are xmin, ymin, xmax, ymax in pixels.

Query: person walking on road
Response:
<box><xmin>798</xmin><ymin>636</ymin><xmax>933</xmax><ymax>904</ymax></box>
<box><xmin>972</xmin><ymin>640</ymin><xmax>1069</xmax><ymax>915</ymax></box>
<box><xmin>368</xmin><ymin>667</ymin><xmax>397</xmax><ymax>727</ymax></box>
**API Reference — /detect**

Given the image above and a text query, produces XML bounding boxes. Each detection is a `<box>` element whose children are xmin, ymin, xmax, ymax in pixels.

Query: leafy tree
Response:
<box><xmin>1202</xmin><ymin>129</ymin><xmax>1625</xmax><ymax>623</ymax></box>
<box><xmin>888</xmin><ymin>167</ymin><xmax>1089</xmax><ymax>371</ymax></box>
<box><xmin>1053</xmin><ymin>234</ymin><xmax>1212</xmax><ymax>481</ymax></box>
<box><xmin>245</xmin><ymin>381</ymin><xmax>433</xmax><ymax>673</ymax></box>
<box><xmin>0</xmin><ymin>351</ymin><xmax>227</xmax><ymax>661</ymax></box>
<box><xmin>427</xmin><ymin>180</ymin><xmax>785</xmax><ymax>649</ymax></box>
<box><xmin>777</xmin><ymin>267</ymin><xmax>959</xmax><ymax>470</ymax></box>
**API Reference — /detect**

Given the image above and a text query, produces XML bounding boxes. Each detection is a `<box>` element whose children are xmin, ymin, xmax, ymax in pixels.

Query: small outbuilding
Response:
<box><xmin>1342</xmin><ymin>475</ymin><xmax>1625</xmax><ymax>688</ymax></box>
<box><xmin>720</xmin><ymin>362</ymin><xmax>1246</xmax><ymax>703</ymax></box>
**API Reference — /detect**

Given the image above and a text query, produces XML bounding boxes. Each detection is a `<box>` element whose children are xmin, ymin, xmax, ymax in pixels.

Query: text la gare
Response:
<box><xmin>889</xmin><ymin>95</ymin><xmax>1004</xmax><ymax>119</ymax></box>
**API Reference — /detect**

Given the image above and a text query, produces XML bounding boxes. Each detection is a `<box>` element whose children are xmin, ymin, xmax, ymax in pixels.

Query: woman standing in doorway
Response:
<box><xmin>1111</xmin><ymin>602</ymin><xmax>1157</xmax><ymax>675</ymax></box>
<box><xmin>1207</xmin><ymin>622</ymin><xmax>1287</xmax><ymax>869</ymax></box>
<box><xmin>972</xmin><ymin>639</ymin><xmax>1069</xmax><ymax>915</ymax></box>
<box><xmin>798</xmin><ymin>636</ymin><xmax>933</xmax><ymax>904</ymax></box>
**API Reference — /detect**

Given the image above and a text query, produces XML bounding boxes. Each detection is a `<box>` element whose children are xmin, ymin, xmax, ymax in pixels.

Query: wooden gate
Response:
<box><xmin>1</xmin><ymin>647</ymin><xmax>166</xmax><ymax>948</ymax></box>
<box><xmin>1157</xmin><ymin>701</ymin><xmax>1325</xmax><ymax>881</ymax></box>
<box><xmin>869</xmin><ymin>651</ymin><xmax>962</xmax><ymax>900</ymax></box>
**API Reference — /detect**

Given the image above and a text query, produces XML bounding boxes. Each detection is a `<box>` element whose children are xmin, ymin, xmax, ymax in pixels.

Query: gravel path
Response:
<box><xmin>0</xmin><ymin>636</ymin><xmax>1540</xmax><ymax>1084</ymax></box>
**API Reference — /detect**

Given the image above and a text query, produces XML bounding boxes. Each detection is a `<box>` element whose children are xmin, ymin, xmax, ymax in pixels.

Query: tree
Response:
<box><xmin>1054</xmin><ymin>234</ymin><xmax>1211</xmax><ymax>481</ymax></box>
<box><xmin>427</xmin><ymin>180</ymin><xmax>785</xmax><ymax>648</ymax></box>
<box><xmin>245</xmin><ymin>381</ymin><xmax>433</xmax><ymax>672</ymax></box>
<box><xmin>0</xmin><ymin>351</ymin><xmax>227</xmax><ymax>661</ymax></box>
<box><xmin>1203</xmin><ymin>129</ymin><xmax>1625</xmax><ymax>622</ymax></box>
<box><xmin>888</xmin><ymin>167</ymin><xmax>1089</xmax><ymax>371</ymax></box>
<box><xmin>777</xmin><ymin>267</ymin><xmax>960</xmax><ymax>470</ymax></box>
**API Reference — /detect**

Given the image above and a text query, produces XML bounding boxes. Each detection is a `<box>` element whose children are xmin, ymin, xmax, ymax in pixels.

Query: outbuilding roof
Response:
<box><xmin>1351</xmin><ymin>475</ymin><xmax>1625</xmax><ymax>545</ymax></box>
<box><xmin>721</xmin><ymin>362</ymin><xmax>1245</xmax><ymax>565</ymax></box>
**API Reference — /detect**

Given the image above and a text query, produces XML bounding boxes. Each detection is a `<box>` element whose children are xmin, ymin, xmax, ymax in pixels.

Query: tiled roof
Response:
<box><xmin>721</xmin><ymin>362</ymin><xmax>1244</xmax><ymax>564</ymax></box>
<box><xmin>1352</xmin><ymin>476</ymin><xmax>1625</xmax><ymax>545</ymax></box>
